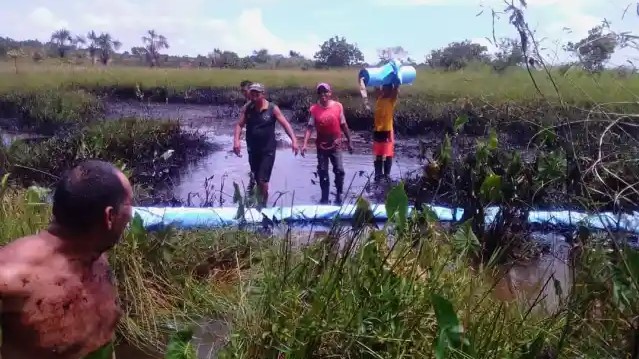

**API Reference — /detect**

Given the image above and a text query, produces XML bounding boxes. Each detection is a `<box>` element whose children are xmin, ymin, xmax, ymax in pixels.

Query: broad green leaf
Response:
<box><xmin>480</xmin><ymin>173</ymin><xmax>502</xmax><ymax>202</ymax></box>
<box><xmin>0</xmin><ymin>172</ymin><xmax>10</xmax><ymax>199</ymax></box>
<box><xmin>165</xmin><ymin>328</ymin><xmax>196</xmax><ymax>359</ymax></box>
<box><xmin>420</xmin><ymin>205</ymin><xmax>440</xmax><ymax>222</ymax></box>
<box><xmin>353</xmin><ymin>196</ymin><xmax>373</xmax><ymax>228</ymax></box>
<box><xmin>431</xmin><ymin>293</ymin><xmax>460</xmax><ymax>329</ymax></box>
<box><xmin>432</xmin><ymin>293</ymin><xmax>462</xmax><ymax>359</ymax></box>
<box><xmin>25</xmin><ymin>185</ymin><xmax>50</xmax><ymax>205</ymax></box>
<box><xmin>519</xmin><ymin>334</ymin><xmax>546</xmax><ymax>359</ymax></box>
<box><xmin>385</xmin><ymin>182</ymin><xmax>409</xmax><ymax>230</ymax></box>
<box><xmin>453</xmin><ymin>220</ymin><xmax>480</xmax><ymax>257</ymax></box>
<box><xmin>130</xmin><ymin>213</ymin><xmax>146</xmax><ymax>237</ymax></box>
<box><xmin>624</xmin><ymin>248</ymin><xmax>639</xmax><ymax>289</ymax></box>
<box><xmin>83</xmin><ymin>342</ymin><xmax>113</xmax><ymax>359</ymax></box>
<box><xmin>438</xmin><ymin>134</ymin><xmax>452</xmax><ymax>166</ymax></box>
<box><xmin>488</xmin><ymin>128</ymin><xmax>498</xmax><ymax>150</ymax></box>
<box><xmin>0</xmin><ymin>172</ymin><xmax>9</xmax><ymax>190</ymax></box>
<box><xmin>453</xmin><ymin>114</ymin><xmax>469</xmax><ymax>133</ymax></box>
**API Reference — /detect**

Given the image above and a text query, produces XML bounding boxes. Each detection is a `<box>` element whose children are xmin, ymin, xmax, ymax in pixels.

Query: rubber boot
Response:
<box><xmin>319</xmin><ymin>170</ymin><xmax>330</xmax><ymax>204</ymax></box>
<box><xmin>334</xmin><ymin>172</ymin><xmax>344</xmax><ymax>205</ymax></box>
<box><xmin>374</xmin><ymin>157</ymin><xmax>384</xmax><ymax>182</ymax></box>
<box><xmin>383</xmin><ymin>157</ymin><xmax>393</xmax><ymax>181</ymax></box>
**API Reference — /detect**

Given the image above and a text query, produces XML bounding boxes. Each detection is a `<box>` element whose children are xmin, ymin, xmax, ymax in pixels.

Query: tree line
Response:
<box><xmin>0</xmin><ymin>21</ymin><xmax>633</xmax><ymax>73</ymax></box>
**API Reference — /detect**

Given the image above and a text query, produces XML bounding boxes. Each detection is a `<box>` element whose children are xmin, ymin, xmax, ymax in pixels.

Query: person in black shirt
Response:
<box><xmin>233</xmin><ymin>83</ymin><xmax>299</xmax><ymax>207</ymax></box>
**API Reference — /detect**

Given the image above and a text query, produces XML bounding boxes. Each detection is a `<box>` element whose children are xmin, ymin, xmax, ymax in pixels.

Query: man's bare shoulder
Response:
<box><xmin>0</xmin><ymin>235</ymin><xmax>54</xmax><ymax>293</ymax></box>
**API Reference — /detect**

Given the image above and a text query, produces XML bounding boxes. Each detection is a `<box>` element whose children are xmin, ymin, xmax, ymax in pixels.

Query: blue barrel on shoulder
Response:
<box><xmin>358</xmin><ymin>59</ymin><xmax>417</xmax><ymax>88</ymax></box>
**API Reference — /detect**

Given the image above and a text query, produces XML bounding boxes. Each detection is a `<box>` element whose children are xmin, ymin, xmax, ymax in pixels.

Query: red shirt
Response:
<box><xmin>308</xmin><ymin>100</ymin><xmax>346</xmax><ymax>150</ymax></box>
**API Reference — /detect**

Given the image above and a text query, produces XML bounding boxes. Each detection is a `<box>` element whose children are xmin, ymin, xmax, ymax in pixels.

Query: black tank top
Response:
<box><xmin>245</xmin><ymin>101</ymin><xmax>277</xmax><ymax>152</ymax></box>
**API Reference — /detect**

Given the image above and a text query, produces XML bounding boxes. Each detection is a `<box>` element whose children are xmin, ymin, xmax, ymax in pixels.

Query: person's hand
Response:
<box><xmin>347</xmin><ymin>142</ymin><xmax>354</xmax><ymax>154</ymax></box>
<box><xmin>291</xmin><ymin>141</ymin><xmax>299</xmax><ymax>156</ymax></box>
<box><xmin>233</xmin><ymin>141</ymin><xmax>241</xmax><ymax>157</ymax></box>
<box><xmin>301</xmin><ymin>145</ymin><xmax>307</xmax><ymax>157</ymax></box>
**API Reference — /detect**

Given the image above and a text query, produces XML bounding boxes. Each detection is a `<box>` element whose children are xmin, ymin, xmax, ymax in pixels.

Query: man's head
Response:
<box><xmin>248</xmin><ymin>83</ymin><xmax>266</xmax><ymax>105</ymax></box>
<box><xmin>240</xmin><ymin>80</ymin><xmax>253</xmax><ymax>100</ymax></box>
<box><xmin>52</xmin><ymin>160</ymin><xmax>133</xmax><ymax>250</ymax></box>
<box><xmin>316</xmin><ymin>83</ymin><xmax>332</xmax><ymax>105</ymax></box>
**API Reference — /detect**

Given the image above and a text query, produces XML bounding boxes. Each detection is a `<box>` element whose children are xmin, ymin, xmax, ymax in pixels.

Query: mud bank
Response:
<box><xmin>1</xmin><ymin>118</ymin><xmax>215</xmax><ymax>189</ymax></box>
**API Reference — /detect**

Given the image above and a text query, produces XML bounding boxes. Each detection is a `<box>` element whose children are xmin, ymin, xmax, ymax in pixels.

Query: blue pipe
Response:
<box><xmin>132</xmin><ymin>205</ymin><xmax>639</xmax><ymax>234</ymax></box>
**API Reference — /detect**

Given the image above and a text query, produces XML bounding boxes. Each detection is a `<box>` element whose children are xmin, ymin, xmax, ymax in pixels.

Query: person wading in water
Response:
<box><xmin>372</xmin><ymin>83</ymin><xmax>399</xmax><ymax>182</ymax></box>
<box><xmin>0</xmin><ymin>160</ymin><xmax>133</xmax><ymax>359</ymax></box>
<box><xmin>301</xmin><ymin>83</ymin><xmax>353</xmax><ymax>204</ymax></box>
<box><xmin>233</xmin><ymin>83</ymin><xmax>299</xmax><ymax>207</ymax></box>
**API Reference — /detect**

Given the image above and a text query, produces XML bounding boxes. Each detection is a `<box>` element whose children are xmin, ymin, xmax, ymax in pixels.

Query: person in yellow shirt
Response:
<box><xmin>373</xmin><ymin>83</ymin><xmax>399</xmax><ymax>181</ymax></box>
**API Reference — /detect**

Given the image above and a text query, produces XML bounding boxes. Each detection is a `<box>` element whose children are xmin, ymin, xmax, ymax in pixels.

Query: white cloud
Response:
<box><xmin>2</xmin><ymin>0</ymin><xmax>320</xmax><ymax>58</ymax></box>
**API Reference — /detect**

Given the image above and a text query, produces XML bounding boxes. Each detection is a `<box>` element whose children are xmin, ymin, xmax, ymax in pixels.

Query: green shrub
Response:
<box><xmin>0</xmin><ymin>89</ymin><xmax>103</xmax><ymax>134</ymax></box>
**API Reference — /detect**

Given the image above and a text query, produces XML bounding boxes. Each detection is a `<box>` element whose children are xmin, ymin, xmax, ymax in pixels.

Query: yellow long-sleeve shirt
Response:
<box><xmin>373</xmin><ymin>96</ymin><xmax>398</xmax><ymax>132</ymax></box>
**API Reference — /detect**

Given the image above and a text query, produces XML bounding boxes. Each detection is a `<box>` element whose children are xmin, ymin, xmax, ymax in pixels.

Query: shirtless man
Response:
<box><xmin>0</xmin><ymin>160</ymin><xmax>133</xmax><ymax>359</ymax></box>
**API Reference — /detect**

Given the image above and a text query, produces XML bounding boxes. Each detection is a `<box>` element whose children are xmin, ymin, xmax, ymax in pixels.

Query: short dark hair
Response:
<box><xmin>240</xmin><ymin>80</ymin><xmax>252</xmax><ymax>88</ymax></box>
<box><xmin>52</xmin><ymin>160</ymin><xmax>127</xmax><ymax>233</ymax></box>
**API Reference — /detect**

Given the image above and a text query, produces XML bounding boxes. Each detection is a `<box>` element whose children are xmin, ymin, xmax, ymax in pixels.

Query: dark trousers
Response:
<box><xmin>317</xmin><ymin>148</ymin><xmax>345</xmax><ymax>201</ymax></box>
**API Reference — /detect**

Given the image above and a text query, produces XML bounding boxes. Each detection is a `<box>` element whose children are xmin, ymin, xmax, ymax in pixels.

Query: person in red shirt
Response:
<box><xmin>301</xmin><ymin>83</ymin><xmax>353</xmax><ymax>204</ymax></box>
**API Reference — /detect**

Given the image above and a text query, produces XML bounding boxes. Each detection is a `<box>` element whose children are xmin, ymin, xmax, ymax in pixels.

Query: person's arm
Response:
<box><xmin>302</xmin><ymin>115</ymin><xmax>314</xmax><ymax>157</ymax></box>
<box><xmin>359</xmin><ymin>77</ymin><xmax>370</xmax><ymax>110</ymax></box>
<box><xmin>339</xmin><ymin>103</ymin><xmax>353</xmax><ymax>153</ymax></box>
<box><xmin>273</xmin><ymin>105</ymin><xmax>299</xmax><ymax>154</ymax></box>
<box><xmin>233</xmin><ymin>105</ymin><xmax>248</xmax><ymax>156</ymax></box>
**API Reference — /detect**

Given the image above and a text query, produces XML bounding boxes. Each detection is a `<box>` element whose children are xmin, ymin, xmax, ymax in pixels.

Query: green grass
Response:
<box><xmin>1</xmin><ymin>61</ymin><xmax>639</xmax><ymax>105</ymax></box>
<box><xmin>1</xmin><ymin>184</ymin><xmax>638</xmax><ymax>358</ymax></box>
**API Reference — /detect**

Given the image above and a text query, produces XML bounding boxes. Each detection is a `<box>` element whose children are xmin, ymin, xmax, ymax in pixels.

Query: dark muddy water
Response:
<box><xmin>107</xmin><ymin>101</ymin><xmax>424</xmax><ymax>206</ymax></box>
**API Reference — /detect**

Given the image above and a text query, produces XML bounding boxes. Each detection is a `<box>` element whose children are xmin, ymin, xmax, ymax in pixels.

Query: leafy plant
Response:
<box><xmin>165</xmin><ymin>328</ymin><xmax>196</xmax><ymax>359</ymax></box>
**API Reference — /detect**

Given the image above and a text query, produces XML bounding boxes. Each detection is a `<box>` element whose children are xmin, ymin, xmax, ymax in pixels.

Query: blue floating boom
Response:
<box><xmin>132</xmin><ymin>205</ymin><xmax>639</xmax><ymax>234</ymax></box>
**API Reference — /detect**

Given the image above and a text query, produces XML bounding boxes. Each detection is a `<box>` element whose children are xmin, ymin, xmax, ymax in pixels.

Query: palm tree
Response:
<box><xmin>72</xmin><ymin>35</ymin><xmax>86</xmax><ymax>60</ymax></box>
<box><xmin>86</xmin><ymin>31</ymin><xmax>100</xmax><ymax>65</ymax></box>
<box><xmin>51</xmin><ymin>29</ymin><xmax>73</xmax><ymax>58</ymax></box>
<box><xmin>142</xmin><ymin>30</ymin><xmax>169</xmax><ymax>67</ymax></box>
<box><xmin>97</xmin><ymin>32</ymin><xmax>122</xmax><ymax>65</ymax></box>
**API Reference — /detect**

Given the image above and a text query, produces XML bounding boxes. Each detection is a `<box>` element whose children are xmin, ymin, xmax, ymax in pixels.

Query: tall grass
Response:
<box><xmin>1</xmin><ymin>182</ymin><xmax>638</xmax><ymax>357</ymax></box>
<box><xmin>1</xmin><ymin>61</ymin><xmax>639</xmax><ymax>105</ymax></box>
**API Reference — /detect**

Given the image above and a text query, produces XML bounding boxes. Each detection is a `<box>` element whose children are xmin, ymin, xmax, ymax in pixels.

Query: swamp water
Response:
<box><xmin>0</xmin><ymin>103</ymin><xmax>575</xmax><ymax>358</ymax></box>
<box><xmin>106</xmin><ymin>101</ymin><xmax>425</xmax><ymax>206</ymax></box>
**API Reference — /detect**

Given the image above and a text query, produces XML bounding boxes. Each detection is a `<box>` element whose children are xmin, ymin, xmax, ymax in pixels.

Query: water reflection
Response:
<box><xmin>493</xmin><ymin>233</ymin><xmax>572</xmax><ymax>312</ymax></box>
<box><xmin>173</xmin><ymin>133</ymin><xmax>423</xmax><ymax>206</ymax></box>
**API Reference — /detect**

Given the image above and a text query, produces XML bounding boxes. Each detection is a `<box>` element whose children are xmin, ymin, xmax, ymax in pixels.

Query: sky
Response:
<box><xmin>2</xmin><ymin>0</ymin><xmax>639</xmax><ymax>65</ymax></box>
